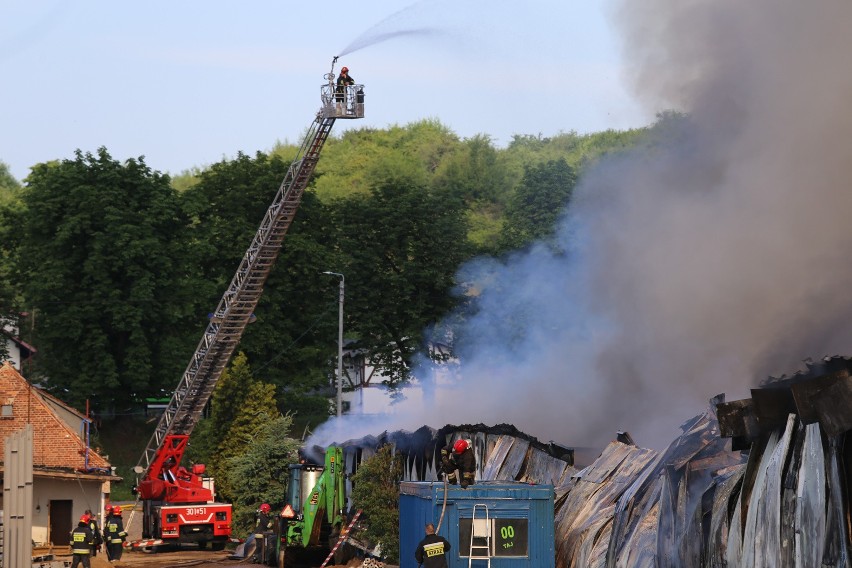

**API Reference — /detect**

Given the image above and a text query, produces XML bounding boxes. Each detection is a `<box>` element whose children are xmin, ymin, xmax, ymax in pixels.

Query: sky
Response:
<box><xmin>12</xmin><ymin>0</ymin><xmax>851</xmax><ymax>458</ymax></box>
<box><xmin>1</xmin><ymin>0</ymin><xmax>650</xmax><ymax>182</ymax></box>
<box><xmin>307</xmin><ymin>0</ymin><xmax>852</xmax><ymax>453</ymax></box>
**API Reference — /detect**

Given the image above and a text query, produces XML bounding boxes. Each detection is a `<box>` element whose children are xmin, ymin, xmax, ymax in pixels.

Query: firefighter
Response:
<box><xmin>441</xmin><ymin>439</ymin><xmax>476</xmax><ymax>488</ymax></box>
<box><xmin>415</xmin><ymin>522</ymin><xmax>451</xmax><ymax>568</ymax></box>
<box><xmin>84</xmin><ymin>509</ymin><xmax>102</xmax><ymax>557</ymax></box>
<box><xmin>104</xmin><ymin>505</ymin><xmax>128</xmax><ymax>562</ymax></box>
<box><xmin>253</xmin><ymin>503</ymin><xmax>274</xmax><ymax>564</ymax></box>
<box><xmin>335</xmin><ymin>66</ymin><xmax>355</xmax><ymax>111</ymax></box>
<box><xmin>70</xmin><ymin>514</ymin><xmax>95</xmax><ymax>568</ymax></box>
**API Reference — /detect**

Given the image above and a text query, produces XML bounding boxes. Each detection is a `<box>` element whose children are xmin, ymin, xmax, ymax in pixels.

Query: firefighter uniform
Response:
<box><xmin>85</xmin><ymin>509</ymin><xmax>102</xmax><ymax>556</ymax></box>
<box><xmin>104</xmin><ymin>507</ymin><xmax>128</xmax><ymax>561</ymax></box>
<box><xmin>415</xmin><ymin>523</ymin><xmax>451</xmax><ymax>568</ymax></box>
<box><xmin>70</xmin><ymin>517</ymin><xmax>95</xmax><ymax>568</ymax></box>
<box><xmin>441</xmin><ymin>439</ymin><xmax>477</xmax><ymax>488</ymax></box>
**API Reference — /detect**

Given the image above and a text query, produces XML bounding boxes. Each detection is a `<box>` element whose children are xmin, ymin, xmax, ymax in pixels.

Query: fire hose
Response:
<box><xmin>436</xmin><ymin>476</ymin><xmax>449</xmax><ymax>532</ymax></box>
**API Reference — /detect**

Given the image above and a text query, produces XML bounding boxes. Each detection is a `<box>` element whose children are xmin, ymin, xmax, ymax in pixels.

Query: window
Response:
<box><xmin>1</xmin><ymin>404</ymin><xmax>13</xmax><ymax>418</ymax></box>
<box><xmin>458</xmin><ymin>517</ymin><xmax>529</xmax><ymax>558</ymax></box>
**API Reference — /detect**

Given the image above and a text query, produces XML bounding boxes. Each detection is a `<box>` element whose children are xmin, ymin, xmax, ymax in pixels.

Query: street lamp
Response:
<box><xmin>322</xmin><ymin>271</ymin><xmax>345</xmax><ymax>417</ymax></box>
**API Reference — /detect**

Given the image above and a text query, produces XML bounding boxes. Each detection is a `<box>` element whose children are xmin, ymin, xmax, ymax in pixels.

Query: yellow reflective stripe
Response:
<box><xmin>423</xmin><ymin>542</ymin><xmax>445</xmax><ymax>557</ymax></box>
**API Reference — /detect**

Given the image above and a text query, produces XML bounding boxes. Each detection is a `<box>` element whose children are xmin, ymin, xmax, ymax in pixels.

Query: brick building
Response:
<box><xmin>0</xmin><ymin>362</ymin><xmax>119</xmax><ymax>546</ymax></box>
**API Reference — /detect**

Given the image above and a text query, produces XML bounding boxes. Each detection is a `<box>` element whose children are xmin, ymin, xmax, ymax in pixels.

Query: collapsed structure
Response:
<box><xmin>335</xmin><ymin>356</ymin><xmax>852</xmax><ymax>567</ymax></box>
<box><xmin>554</xmin><ymin>355</ymin><xmax>851</xmax><ymax>567</ymax></box>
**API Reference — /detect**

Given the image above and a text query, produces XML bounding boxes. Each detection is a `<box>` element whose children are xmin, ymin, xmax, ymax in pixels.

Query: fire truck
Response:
<box><xmin>130</xmin><ymin>58</ymin><xmax>364</xmax><ymax>550</ymax></box>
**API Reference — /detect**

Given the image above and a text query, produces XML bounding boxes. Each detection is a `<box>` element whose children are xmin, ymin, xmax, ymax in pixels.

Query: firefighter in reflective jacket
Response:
<box><xmin>441</xmin><ymin>439</ymin><xmax>476</xmax><ymax>488</ymax></box>
<box><xmin>84</xmin><ymin>509</ymin><xmax>102</xmax><ymax>557</ymax></box>
<box><xmin>70</xmin><ymin>515</ymin><xmax>95</xmax><ymax>568</ymax></box>
<box><xmin>104</xmin><ymin>505</ymin><xmax>128</xmax><ymax>561</ymax></box>
<box><xmin>415</xmin><ymin>522</ymin><xmax>451</xmax><ymax>568</ymax></box>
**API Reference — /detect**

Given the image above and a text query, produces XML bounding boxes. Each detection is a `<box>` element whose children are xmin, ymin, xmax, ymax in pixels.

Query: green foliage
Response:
<box><xmin>0</xmin><ymin>161</ymin><xmax>22</xmax><ymax>205</ymax></box>
<box><xmin>169</xmin><ymin>167</ymin><xmax>203</xmax><ymax>193</ymax></box>
<box><xmin>186</xmin><ymin>351</ymin><xmax>254</xmax><ymax>469</ymax></box>
<box><xmin>350</xmin><ymin>445</ymin><xmax>404</xmax><ymax>563</ymax></box>
<box><xmin>9</xmin><ymin>148</ymin><xmax>195</xmax><ymax>410</ymax></box>
<box><xmin>335</xmin><ymin>163</ymin><xmax>472</xmax><ymax>386</ymax></box>
<box><xmin>180</xmin><ymin>152</ymin><xmax>343</xmax><ymax>421</ymax></box>
<box><xmin>312</xmin><ymin>119</ymin><xmax>461</xmax><ymax>202</ymax></box>
<box><xmin>195</xmin><ymin>352</ymin><xmax>280</xmax><ymax>502</ymax></box>
<box><xmin>498</xmin><ymin>159</ymin><xmax>578</xmax><ymax>252</ymax></box>
<box><xmin>222</xmin><ymin>414</ymin><xmax>300</xmax><ymax>535</ymax></box>
<box><xmin>1</xmin><ymin>119</ymin><xmax>653</xmax><ymax>480</ymax></box>
<box><xmin>0</xmin><ymin>163</ymin><xmax>24</xmax><ymax>353</ymax></box>
<box><xmin>434</xmin><ymin>134</ymin><xmax>510</xmax><ymax>207</ymax></box>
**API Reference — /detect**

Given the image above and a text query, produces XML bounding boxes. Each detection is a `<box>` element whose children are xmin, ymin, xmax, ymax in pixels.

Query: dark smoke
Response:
<box><xmin>310</xmin><ymin>1</ymin><xmax>852</xmax><ymax>451</ymax></box>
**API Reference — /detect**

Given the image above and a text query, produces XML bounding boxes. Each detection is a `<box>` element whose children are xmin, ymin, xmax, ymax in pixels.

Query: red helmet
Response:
<box><xmin>341</xmin><ymin>66</ymin><xmax>348</xmax><ymax>73</ymax></box>
<box><xmin>453</xmin><ymin>439</ymin><xmax>469</xmax><ymax>454</ymax></box>
<box><xmin>260</xmin><ymin>503</ymin><xmax>271</xmax><ymax>514</ymax></box>
<box><xmin>80</xmin><ymin>514</ymin><xmax>90</xmax><ymax>523</ymax></box>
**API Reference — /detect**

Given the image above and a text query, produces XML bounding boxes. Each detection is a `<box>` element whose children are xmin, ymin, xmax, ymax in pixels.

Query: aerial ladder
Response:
<box><xmin>129</xmin><ymin>58</ymin><xmax>364</xmax><ymax>550</ymax></box>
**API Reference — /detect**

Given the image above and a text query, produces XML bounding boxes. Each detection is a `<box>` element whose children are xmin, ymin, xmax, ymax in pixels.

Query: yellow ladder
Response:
<box><xmin>468</xmin><ymin>504</ymin><xmax>491</xmax><ymax>567</ymax></box>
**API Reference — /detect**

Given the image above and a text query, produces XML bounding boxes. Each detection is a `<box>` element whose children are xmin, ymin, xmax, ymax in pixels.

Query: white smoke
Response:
<box><xmin>310</xmin><ymin>0</ymin><xmax>852</xmax><ymax>452</ymax></box>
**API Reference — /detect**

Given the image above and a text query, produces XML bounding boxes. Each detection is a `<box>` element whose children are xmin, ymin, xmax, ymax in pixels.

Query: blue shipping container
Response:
<box><xmin>399</xmin><ymin>481</ymin><xmax>555</xmax><ymax>568</ymax></box>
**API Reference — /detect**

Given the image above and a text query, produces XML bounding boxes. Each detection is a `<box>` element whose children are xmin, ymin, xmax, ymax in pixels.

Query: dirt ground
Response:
<box><xmin>43</xmin><ymin>551</ymin><xmax>396</xmax><ymax>568</ymax></box>
<box><xmin>38</xmin><ymin>503</ymin><xmax>397</xmax><ymax>568</ymax></box>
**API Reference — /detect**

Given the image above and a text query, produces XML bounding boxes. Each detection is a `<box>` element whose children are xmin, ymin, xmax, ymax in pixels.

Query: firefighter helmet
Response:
<box><xmin>260</xmin><ymin>503</ymin><xmax>271</xmax><ymax>514</ymax></box>
<box><xmin>80</xmin><ymin>514</ymin><xmax>90</xmax><ymax>524</ymax></box>
<box><xmin>453</xmin><ymin>439</ymin><xmax>469</xmax><ymax>454</ymax></box>
<box><xmin>341</xmin><ymin>66</ymin><xmax>348</xmax><ymax>73</ymax></box>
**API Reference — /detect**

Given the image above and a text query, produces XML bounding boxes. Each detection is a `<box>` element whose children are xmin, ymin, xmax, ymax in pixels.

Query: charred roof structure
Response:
<box><xmin>318</xmin><ymin>423</ymin><xmax>577</xmax><ymax>488</ymax></box>
<box><xmin>553</xmin><ymin>356</ymin><xmax>852</xmax><ymax>567</ymax></box>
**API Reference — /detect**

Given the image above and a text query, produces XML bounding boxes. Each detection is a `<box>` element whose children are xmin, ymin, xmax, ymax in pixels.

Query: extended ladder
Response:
<box><xmin>133</xmin><ymin>68</ymin><xmax>365</xmax><ymax>481</ymax></box>
<box><xmin>469</xmin><ymin>504</ymin><xmax>492</xmax><ymax>568</ymax></box>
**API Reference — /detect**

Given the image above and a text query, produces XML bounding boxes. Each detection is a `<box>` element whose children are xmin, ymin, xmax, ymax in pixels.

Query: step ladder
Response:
<box><xmin>468</xmin><ymin>504</ymin><xmax>492</xmax><ymax>567</ymax></box>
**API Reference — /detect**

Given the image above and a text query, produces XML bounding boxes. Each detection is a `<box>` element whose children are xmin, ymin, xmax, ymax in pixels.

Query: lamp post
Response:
<box><xmin>323</xmin><ymin>271</ymin><xmax>345</xmax><ymax>417</ymax></box>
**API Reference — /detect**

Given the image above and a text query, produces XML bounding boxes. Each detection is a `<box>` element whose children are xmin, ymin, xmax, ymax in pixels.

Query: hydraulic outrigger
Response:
<box><xmin>129</xmin><ymin>59</ymin><xmax>364</xmax><ymax>550</ymax></box>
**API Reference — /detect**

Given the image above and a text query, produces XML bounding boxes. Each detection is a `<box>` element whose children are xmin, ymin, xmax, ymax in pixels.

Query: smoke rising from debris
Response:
<box><xmin>311</xmin><ymin>1</ymin><xmax>852</xmax><ymax>451</ymax></box>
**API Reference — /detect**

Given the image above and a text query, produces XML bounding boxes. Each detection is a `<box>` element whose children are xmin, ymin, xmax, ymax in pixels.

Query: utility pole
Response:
<box><xmin>323</xmin><ymin>272</ymin><xmax>345</xmax><ymax>417</ymax></box>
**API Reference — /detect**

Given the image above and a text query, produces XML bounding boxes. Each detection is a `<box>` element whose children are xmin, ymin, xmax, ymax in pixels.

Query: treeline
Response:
<box><xmin>0</xmin><ymin>118</ymin><xmax>659</xmax><ymax>427</ymax></box>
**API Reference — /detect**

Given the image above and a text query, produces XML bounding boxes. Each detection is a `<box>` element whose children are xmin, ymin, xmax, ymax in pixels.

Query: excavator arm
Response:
<box><xmin>281</xmin><ymin>446</ymin><xmax>346</xmax><ymax>548</ymax></box>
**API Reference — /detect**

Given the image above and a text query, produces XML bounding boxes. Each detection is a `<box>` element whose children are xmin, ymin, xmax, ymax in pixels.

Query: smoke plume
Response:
<box><xmin>311</xmin><ymin>1</ymin><xmax>852</xmax><ymax>451</ymax></box>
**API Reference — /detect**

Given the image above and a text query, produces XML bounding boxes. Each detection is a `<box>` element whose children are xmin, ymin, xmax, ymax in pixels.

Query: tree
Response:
<box><xmin>498</xmin><ymin>158</ymin><xmax>578</xmax><ymax>252</ymax></box>
<box><xmin>194</xmin><ymin>352</ymin><xmax>280</xmax><ymax>501</ymax></box>
<box><xmin>186</xmin><ymin>351</ymin><xmax>254</xmax><ymax>468</ymax></box>
<box><xmin>350</xmin><ymin>444</ymin><xmax>404</xmax><ymax>563</ymax></box>
<box><xmin>222</xmin><ymin>414</ymin><xmax>300</xmax><ymax>535</ymax></box>
<box><xmin>0</xmin><ymin>160</ymin><xmax>22</xmax><ymax>203</ymax></box>
<box><xmin>335</xmin><ymin>159</ymin><xmax>471</xmax><ymax>386</ymax></box>
<box><xmin>179</xmin><ymin>152</ymin><xmax>342</xmax><ymax>426</ymax></box>
<box><xmin>9</xmin><ymin>148</ymin><xmax>194</xmax><ymax>410</ymax></box>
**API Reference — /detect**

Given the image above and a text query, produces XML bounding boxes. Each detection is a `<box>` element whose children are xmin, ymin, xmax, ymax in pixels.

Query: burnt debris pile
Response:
<box><xmin>555</xmin><ymin>355</ymin><xmax>852</xmax><ymax>567</ymax></box>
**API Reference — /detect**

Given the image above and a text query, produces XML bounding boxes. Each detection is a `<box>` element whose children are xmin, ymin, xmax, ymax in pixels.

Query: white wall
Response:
<box><xmin>31</xmin><ymin>477</ymin><xmax>109</xmax><ymax>546</ymax></box>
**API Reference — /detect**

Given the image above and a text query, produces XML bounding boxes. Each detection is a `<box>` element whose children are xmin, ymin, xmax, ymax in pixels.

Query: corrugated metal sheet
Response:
<box><xmin>548</xmin><ymin>356</ymin><xmax>852</xmax><ymax>567</ymax></box>
<box><xmin>335</xmin><ymin>423</ymin><xmax>576</xmax><ymax>487</ymax></box>
<box><xmin>330</xmin><ymin>357</ymin><xmax>852</xmax><ymax>566</ymax></box>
